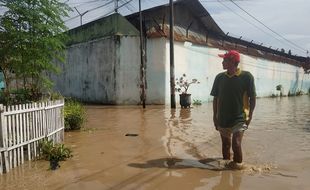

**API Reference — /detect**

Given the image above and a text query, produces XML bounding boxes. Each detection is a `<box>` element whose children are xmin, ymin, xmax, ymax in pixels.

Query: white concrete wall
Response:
<box><xmin>117</xmin><ymin>37</ymin><xmax>141</xmax><ymax>104</ymax></box>
<box><xmin>240</xmin><ymin>56</ymin><xmax>307</xmax><ymax>96</ymax></box>
<box><xmin>145</xmin><ymin>38</ymin><xmax>167</xmax><ymax>104</ymax></box>
<box><xmin>157</xmin><ymin>40</ymin><xmax>310</xmax><ymax>105</ymax></box>
<box><xmin>52</xmin><ymin>36</ymin><xmax>309</xmax><ymax>105</ymax></box>
<box><xmin>164</xmin><ymin>41</ymin><xmax>223</xmax><ymax>104</ymax></box>
<box><xmin>53</xmin><ymin>37</ymin><xmax>117</xmax><ymax>103</ymax></box>
<box><xmin>52</xmin><ymin>36</ymin><xmax>141</xmax><ymax>104</ymax></box>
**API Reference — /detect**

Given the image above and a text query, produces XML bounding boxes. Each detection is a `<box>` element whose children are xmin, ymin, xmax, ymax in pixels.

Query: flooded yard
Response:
<box><xmin>1</xmin><ymin>96</ymin><xmax>309</xmax><ymax>190</ymax></box>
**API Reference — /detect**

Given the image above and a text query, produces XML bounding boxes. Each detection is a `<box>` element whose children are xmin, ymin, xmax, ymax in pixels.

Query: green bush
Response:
<box><xmin>0</xmin><ymin>87</ymin><xmax>44</xmax><ymax>105</ymax></box>
<box><xmin>64</xmin><ymin>98</ymin><xmax>85</xmax><ymax>131</ymax></box>
<box><xmin>49</xmin><ymin>92</ymin><xmax>64</xmax><ymax>101</ymax></box>
<box><xmin>39</xmin><ymin>139</ymin><xmax>72</xmax><ymax>169</ymax></box>
<box><xmin>0</xmin><ymin>88</ymin><xmax>32</xmax><ymax>105</ymax></box>
<box><xmin>193</xmin><ymin>99</ymin><xmax>202</xmax><ymax>105</ymax></box>
<box><xmin>39</xmin><ymin>139</ymin><xmax>72</xmax><ymax>161</ymax></box>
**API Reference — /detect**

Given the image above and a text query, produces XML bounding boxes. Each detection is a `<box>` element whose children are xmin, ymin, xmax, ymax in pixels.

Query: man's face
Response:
<box><xmin>222</xmin><ymin>58</ymin><xmax>230</xmax><ymax>69</ymax></box>
<box><xmin>222</xmin><ymin>58</ymin><xmax>236</xmax><ymax>70</ymax></box>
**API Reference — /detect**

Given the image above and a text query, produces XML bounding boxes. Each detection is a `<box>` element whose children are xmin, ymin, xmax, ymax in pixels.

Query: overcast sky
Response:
<box><xmin>203</xmin><ymin>0</ymin><xmax>310</xmax><ymax>57</ymax></box>
<box><xmin>2</xmin><ymin>0</ymin><xmax>310</xmax><ymax>57</ymax></box>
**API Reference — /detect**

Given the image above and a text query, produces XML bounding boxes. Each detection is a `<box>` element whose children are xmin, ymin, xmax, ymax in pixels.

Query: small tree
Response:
<box><xmin>175</xmin><ymin>74</ymin><xmax>200</xmax><ymax>94</ymax></box>
<box><xmin>0</xmin><ymin>0</ymin><xmax>71</xmax><ymax>103</ymax></box>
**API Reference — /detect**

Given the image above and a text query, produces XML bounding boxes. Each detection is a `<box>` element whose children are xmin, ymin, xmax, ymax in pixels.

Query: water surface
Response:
<box><xmin>0</xmin><ymin>96</ymin><xmax>309</xmax><ymax>190</ymax></box>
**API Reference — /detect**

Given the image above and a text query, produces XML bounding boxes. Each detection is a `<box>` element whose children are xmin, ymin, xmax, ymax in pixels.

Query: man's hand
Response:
<box><xmin>213</xmin><ymin>116</ymin><xmax>219</xmax><ymax>130</ymax></box>
<box><xmin>246</xmin><ymin>96</ymin><xmax>256</xmax><ymax>127</ymax></box>
<box><xmin>245</xmin><ymin>115</ymin><xmax>252</xmax><ymax>126</ymax></box>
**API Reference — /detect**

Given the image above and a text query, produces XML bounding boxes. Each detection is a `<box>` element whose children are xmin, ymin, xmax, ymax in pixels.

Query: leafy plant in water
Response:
<box><xmin>64</xmin><ymin>98</ymin><xmax>86</xmax><ymax>131</ymax></box>
<box><xmin>175</xmin><ymin>74</ymin><xmax>200</xmax><ymax>94</ymax></box>
<box><xmin>39</xmin><ymin>139</ymin><xmax>72</xmax><ymax>170</ymax></box>
<box><xmin>193</xmin><ymin>99</ymin><xmax>202</xmax><ymax>105</ymax></box>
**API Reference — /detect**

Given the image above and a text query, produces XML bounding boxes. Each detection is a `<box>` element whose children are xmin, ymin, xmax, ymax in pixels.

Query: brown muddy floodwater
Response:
<box><xmin>1</xmin><ymin>96</ymin><xmax>309</xmax><ymax>190</ymax></box>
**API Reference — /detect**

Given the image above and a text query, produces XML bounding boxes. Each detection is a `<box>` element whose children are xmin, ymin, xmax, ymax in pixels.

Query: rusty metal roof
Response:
<box><xmin>126</xmin><ymin>0</ymin><xmax>224</xmax><ymax>37</ymax></box>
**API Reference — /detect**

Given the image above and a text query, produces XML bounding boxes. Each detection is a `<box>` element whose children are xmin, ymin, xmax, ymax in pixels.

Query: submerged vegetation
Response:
<box><xmin>39</xmin><ymin>139</ymin><xmax>72</xmax><ymax>170</ymax></box>
<box><xmin>64</xmin><ymin>98</ymin><xmax>86</xmax><ymax>131</ymax></box>
<box><xmin>193</xmin><ymin>99</ymin><xmax>202</xmax><ymax>105</ymax></box>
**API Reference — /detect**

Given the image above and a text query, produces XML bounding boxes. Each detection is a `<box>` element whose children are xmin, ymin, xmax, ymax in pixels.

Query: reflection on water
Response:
<box><xmin>0</xmin><ymin>96</ymin><xmax>309</xmax><ymax>190</ymax></box>
<box><xmin>210</xmin><ymin>172</ymin><xmax>241</xmax><ymax>190</ymax></box>
<box><xmin>162</xmin><ymin>96</ymin><xmax>310</xmax><ymax>189</ymax></box>
<box><xmin>163</xmin><ymin>96</ymin><xmax>310</xmax><ymax>164</ymax></box>
<box><xmin>163</xmin><ymin>107</ymin><xmax>216</xmax><ymax>161</ymax></box>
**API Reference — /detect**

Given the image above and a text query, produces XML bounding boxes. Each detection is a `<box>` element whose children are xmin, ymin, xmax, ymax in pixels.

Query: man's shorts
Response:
<box><xmin>218</xmin><ymin>122</ymin><xmax>248</xmax><ymax>137</ymax></box>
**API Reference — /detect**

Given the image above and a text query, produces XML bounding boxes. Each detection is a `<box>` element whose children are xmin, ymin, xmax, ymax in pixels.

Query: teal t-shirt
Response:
<box><xmin>210</xmin><ymin>70</ymin><xmax>256</xmax><ymax>128</ymax></box>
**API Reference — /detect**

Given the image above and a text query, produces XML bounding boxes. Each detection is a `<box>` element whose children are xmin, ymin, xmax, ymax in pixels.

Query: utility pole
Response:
<box><xmin>74</xmin><ymin>7</ymin><xmax>88</xmax><ymax>26</ymax></box>
<box><xmin>169</xmin><ymin>0</ymin><xmax>176</xmax><ymax>108</ymax></box>
<box><xmin>115</xmin><ymin>0</ymin><xmax>119</xmax><ymax>13</ymax></box>
<box><xmin>139</xmin><ymin>0</ymin><xmax>146</xmax><ymax>108</ymax></box>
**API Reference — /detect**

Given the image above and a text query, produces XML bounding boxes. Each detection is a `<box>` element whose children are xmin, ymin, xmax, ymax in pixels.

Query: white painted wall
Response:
<box><xmin>52</xmin><ymin>36</ymin><xmax>141</xmax><ymax>104</ymax></box>
<box><xmin>154</xmin><ymin>40</ymin><xmax>310</xmax><ymax>105</ymax></box>
<box><xmin>52</xmin><ymin>36</ymin><xmax>309</xmax><ymax>105</ymax></box>
<box><xmin>53</xmin><ymin>37</ymin><xmax>117</xmax><ymax>103</ymax></box>
<box><xmin>117</xmin><ymin>37</ymin><xmax>141</xmax><ymax>104</ymax></box>
<box><xmin>241</xmin><ymin>57</ymin><xmax>306</xmax><ymax>97</ymax></box>
<box><xmin>145</xmin><ymin>38</ymin><xmax>167</xmax><ymax>104</ymax></box>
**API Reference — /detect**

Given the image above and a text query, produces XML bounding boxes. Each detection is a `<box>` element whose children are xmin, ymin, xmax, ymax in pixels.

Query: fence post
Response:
<box><xmin>61</xmin><ymin>99</ymin><xmax>65</xmax><ymax>142</ymax></box>
<box><xmin>0</xmin><ymin>104</ymin><xmax>9</xmax><ymax>173</ymax></box>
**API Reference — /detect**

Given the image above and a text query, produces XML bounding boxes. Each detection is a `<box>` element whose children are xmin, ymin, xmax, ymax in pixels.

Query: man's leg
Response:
<box><xmin>232</xmin><ymin>131</ymin><xmax>244</xmax><ymax>163</ymax></box>
<box><xmin>220</xmin><ymin>133</ymin><xmax>232</xmax><ymax>160</ymax></box>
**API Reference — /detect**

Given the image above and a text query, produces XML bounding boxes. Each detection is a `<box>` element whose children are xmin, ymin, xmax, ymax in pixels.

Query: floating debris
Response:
<box><xmin>125</xmin><ymin>133</ymin><xmax>139</xmax><ymax>137</ymax></box>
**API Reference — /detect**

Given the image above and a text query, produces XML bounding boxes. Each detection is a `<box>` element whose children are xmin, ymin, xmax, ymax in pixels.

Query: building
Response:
<box><xmin>51</xmin><ymin>0</ymin><xmax>310</xmax><ymax>105</ymax></box>
<box><xmin>52</xmin><ymin>13</ymin><xmax>141</xmax><ymax>104</ymax></box>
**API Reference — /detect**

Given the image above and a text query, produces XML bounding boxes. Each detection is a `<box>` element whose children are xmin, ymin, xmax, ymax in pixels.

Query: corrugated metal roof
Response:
<box><xmin>126</xmin><ymin>0</ymin><xmax>224</xmax><ymax>37</ymax></box>
<box><xmin>176</xmin><ymin>0</ymin><xmax>224</xmax><ymax>35</ymax></box>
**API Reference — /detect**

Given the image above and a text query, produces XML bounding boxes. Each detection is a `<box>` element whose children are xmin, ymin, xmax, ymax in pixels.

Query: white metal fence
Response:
<box><xmin>0</xmin><ymin>99</ymin><xmax>64</xmax><ymax>174</ymax></box>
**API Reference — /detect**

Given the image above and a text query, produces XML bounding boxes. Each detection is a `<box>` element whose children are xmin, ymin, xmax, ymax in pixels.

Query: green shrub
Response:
<box><xmin>0</xmin><ymin>87</ymin><xmax>44</xmax><ymax>105</ymax></box>
<box><xmin>39</xmin><ymin>139</ymin><xmax>72</xmax><ymax>169</ymax></box>
<box><xmin>0</xmin><ymin>90</ymin><xmax>9</xmax><ymax>104</ymax></box>
<box><xmin>0</xmin><ymin>88</ymin><xmax>32</xmax><ymax>105</ymax></box>
<box><xmin>39</xmin><ymin>139</ymin><xmax>72</xmax><ymax>161</ymax></box>
<box><xmin>64</xmin><ymin>98</ymin><xmax>85</xmax><ymax>131</ymax></box>
<box><xmin>49</xmin><ymin>92</ymin><xmax>64</xmax><ymax>101</ymax></box>
<box><xmin>193</xmin><ymin>99</ymin><xmax>202</xmax><ymax>105</ymax></box>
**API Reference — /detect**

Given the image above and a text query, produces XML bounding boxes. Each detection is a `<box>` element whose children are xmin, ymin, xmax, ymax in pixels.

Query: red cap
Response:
<box><xmin>218</xmin><ymin>50</ymin><xmax>240</xmax><ymax>63</ymax></box>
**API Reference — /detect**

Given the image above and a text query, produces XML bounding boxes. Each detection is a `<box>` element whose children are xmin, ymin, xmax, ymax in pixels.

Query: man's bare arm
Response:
<box><xmin>246</xmin><ymin>96</ymin><xmax>256</xmax><ymax>126</ymax></box>
<box><xmin>213</xmin><ymin>97</ymin><xmax>219</xmax><ymax>130</ymax></box>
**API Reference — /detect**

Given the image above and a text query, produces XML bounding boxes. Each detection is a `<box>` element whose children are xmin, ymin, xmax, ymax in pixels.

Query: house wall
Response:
<box><xmin>145</xmin><ymin>38</ymin><xmax>167</xmax><ymax>104</ymax></box>
<box><xmin>117</xmin><ymin>36</ymin><xmax>141</xmax><ymax>104</ymax></box>
<box><xmin>155</xmin><ymin>40</ymin><xmax>310</xmax><ymax>105</ymax></box>
<box><xmin>52</xmin><ymin>35</ymin><xmax>309</xmax><ymax>105</ymax></box>
<box><xmin>240</xmin><ymin>56</ymin><xmax>308</xmax><ymax>97</ymax></box>
<box><xmin>164</xmin><ymin>41</ymin><xmax>222</xmax><ymax>104</ymax></box>
<box><xmin>52</xmin><ymin>35</ymin><xmax>141</xmax><ymax>104</ymax></box>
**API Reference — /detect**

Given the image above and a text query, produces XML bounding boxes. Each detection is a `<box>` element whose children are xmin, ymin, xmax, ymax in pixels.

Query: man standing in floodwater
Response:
<box><xmin>210</xmin><ymin>50</ymin><xmax>256</xmax><ymax>169</ymax></box>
